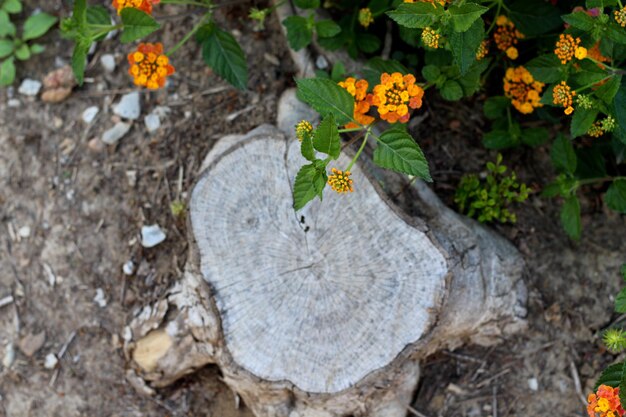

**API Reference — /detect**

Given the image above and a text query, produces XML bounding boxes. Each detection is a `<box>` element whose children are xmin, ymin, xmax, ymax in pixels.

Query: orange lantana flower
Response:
<box><xmin>112</xmin><ymin>0</ymin><xmax>160</xmax><ymax>15</ymax></box>
<box><xmin>587</xmin><ymin>385</ymin><xmax>625</xmax><ymax>417</ymax></box>
<box><xmin>555</xmin><ymin>34</ymin><xmax>583</xmax><ymax>65</ymax></box>
<box><xmin>328</xmin><ymin>168</ymin><xmax>354</xmax><ymax>193</ymax></box>
<box><xmin>128</xmin><ymin>43</ymin><xmax>175</xmax><ymax>90</ymax></box>
<box><xmin>552</xmin><ymin>81</ymin><xmax>576</xmax><ymax>115</ymax></box>
<box><xmin>503</xmin><ymin>66</ymin><xmax>544</xmax><ymax>114</ymax></box>
<box><xmin>338</xmin><ymin>77</ymin><xmax>375</xmax><ymax>129</ymax></box>
<box><xmin>371</xmin><ymin>72</ymin><xmax>423</xmax><ymax>124</ymax></box>
<box><xmin>493</xmin><ymin>15</ymin><xmax>523</xmax><ymax>60</ymax></box>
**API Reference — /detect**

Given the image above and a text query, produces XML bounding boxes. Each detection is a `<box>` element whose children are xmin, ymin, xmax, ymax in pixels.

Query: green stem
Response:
<box><xmin>618</xmin><ymin>0</ymin><xmax>624</xmax><ymax>9</ymax></box>
<box><xmin>575</xmin><ymin>75</ymin><xmax>613</xmax><ymax>93</ymax></box>
<box><xmin>166</xmin><ymin>13</ymin><xmax>210</xmax><ymax>56</ymax></box>
<box><xmin>577</xmin><ymin>176</ymin><xmax>626</xmax><ymax>187</ymax></box>
<box><xmin>346</xmin><ymin>129</ymin><xmax>370</xmax><ymax>172</ymax></box>
<box><xmin>486</xmin><ymin>0</ymin><xmax>502</xmax><ymax>35</ymax></box>
<box><xmin>88</xmin><ymin>24</ymin><xmax>122</xmax><ymax>39</ymax></box>
<box><xmin>338</xmin><ymin>127</ymin><xmax>363</xmax><ymax>133</ymax></box>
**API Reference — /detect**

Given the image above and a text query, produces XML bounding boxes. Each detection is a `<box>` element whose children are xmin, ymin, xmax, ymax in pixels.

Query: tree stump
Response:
<box><xmin>123</xmin><ymin>93</ymin><xmax>527</xmax><ymax>417</ymax></box>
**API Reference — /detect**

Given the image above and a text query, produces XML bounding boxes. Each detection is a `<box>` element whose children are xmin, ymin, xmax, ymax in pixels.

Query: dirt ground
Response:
<box><xmin>1</xmin><ymin>1</ymin><xmax>625</xmax><ymax>417</ymax></box>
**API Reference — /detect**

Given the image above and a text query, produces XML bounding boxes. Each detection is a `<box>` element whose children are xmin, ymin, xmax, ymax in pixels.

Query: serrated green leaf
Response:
<box><xmin>422</xmin><ymin>65</ymin><xmax>440</xmax><ymax>83</ymax></box>
<box><xmin>615</xmin><ymin>288</ymin><xmax>626</xmax><ymax>313</ymax></box>
<box><xmin>620</xmin><ymin>362</ymin><xmax>626</xmax><ymax>406</ymax></box>
<box><xmin>606</xmin><ymin>179</ymin><xmax>626</xmax><ymax>213</ymax></box>
<box><xmin>87</xmin><ymin>6</ymin><xmax>111</xmax><ymax>41</ymax></box>
<box><xmin>615</xmin><ymin>81</ymin><xmax>626</xmax><ymax>134</ymax></box>
<box><xmin>483</xmin><ymin>129</ymin><xmax>518</xmax><ymax>149</ymax></box>
<box><xmin>522</xmin><ymin>127</ymin><xmax>549</xmax><ymax>147</ymax></box>
<box><xmin>0</xmin><ymin>39</ymin><xmax>13</xmax><ymax>58</ymax></box>
<box><xmin>23</xmin><ymin>12</ymin><xmax>58</xmax><ymax>41</ymax></box>
<box><xmin>561</xmin><ymin>195</ymin><xmax>581</xmax><ymax>240</ymax></box>
<box><xmin>296</xmin><ymin>78</ymin><xmax>354</xmax><ymax>126</ymax></box>
<box><xmin>315</xmin><ymin>19</ymin><xmax>340</xmax><ymax>38</ymax></box>
<box><xmin>294</xmin><ymin>0</ymin><xmax>319</xmax><ymax>9</ymax></box>
<box><xmin>71</xmin><ymin>38</ymin><xmax>90</xmax><ymax>85</ymax></box>
<box><xmin>0</xmin><ymin>57</ymin><xmax>15</xmax><ymax>86</ymax></box>
<box><xmin>440</xmin><ymin>79</ymin><xmax>463</xmax><ymax>101</ymax></box>
<box><xmin>596</xmin><ymin>362</ymin><xmax>624</xmax><ymax>389</ymax></box>
<box><xmin>448</xmin><ymin>2</ymin><xmax>487</xmax><ymax>32</ymax></box>
<box><xmin>330</xmin><ymin>62</ymin><xmax>345</xmax><ymax>82</ymax></box>
<box><xmin>283</xmin><ymin>15</ymin><xmax>312</xmax><ymax>50</ymax></box>
<box><xmin>301</xmin><ymin>135</ymin><xmax>315</xmax><ymax>161</ymax></box>
<box><xmin>2</xmin><ymin>0</ymin><xmax>21</xmax><ymax>14</ymax></box>
<box><xmin>120</xmin><ymin>8</ymin><xmax>159</xmax><ymax>43</ymax></box>
<box><xmin>571</xmin><ymin>108</ymin><xmax>598</xmax><ymax>138</ymax></box>
<box><xmin>508</xmin><ymin>0</ymin><xmax>562</xmax><ymax>36</ymax></box>
<box><xmin>293</xmin><ymin>163</ymin><xmax>327</xmax><ymax>210</ymax></box>
<box><xmin>373</xmin><ymin>128</ymin><xmax>431</xmax><ymax>180</ymax></box>
<box><xmin>201</xmin><ymin>25</ymin><xmax>248</xmax><ymax>90</ymax></box>
<box><xmin>551</xmin><ymin>133</ymin><xmax>577</xmax><ymax>174</ymax></box>
<box><xmin>313</xmin><ymin>114</ymin><xmax>340</xmax><ymax>159</ymax></box>
<box><xmin>562</xmin><ymin>11</ymin><xmax>595</xmax><ymax>31</ymax></box>
<box><xmin>526</xmin><ymin>54</ymin><xmax>563</xmax><ymax>83</ymax></box>
<box><xmin>448</xmin><ymin>18</ymin><xmax>483</xmax><ymax>75</ymax></box>
<box><xmin>14</xmin><ymin>43</ymin><xmax>29</xmax><ymax>60</ymax></box>
<box><xmin>29</xmin><ymin>43</ymin><xmax>45</xmax><ymax>54</ymax></box>
<box><xmin>386</xmin><ymin>2</ymin><xmax>443</xmax><ymax>29</ymax></box>
<box><xmin>0</xmin><ymin>10</ymin><xmax>16</xmax><ymax>37</ymax></box>
<box><xmin>483</xmin><ymin>96</ymin><xmax>509</xmax><ymax>120</ymax></box>
<box><xmin>596</xmin><ymin>75</ymin><xmax>621</xmax><ymax>104</ymax></box>
<box><xmin>607</xmin><ymin>21</ymin><xmax>626</xmax><ymax>45</ymax></box>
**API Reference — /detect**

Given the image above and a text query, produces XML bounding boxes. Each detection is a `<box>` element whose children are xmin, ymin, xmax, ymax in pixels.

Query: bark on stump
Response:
<box><xmin>124</xmin><ymin>95</ymin><xmax>527</xmax><ymax>417</ymax></box>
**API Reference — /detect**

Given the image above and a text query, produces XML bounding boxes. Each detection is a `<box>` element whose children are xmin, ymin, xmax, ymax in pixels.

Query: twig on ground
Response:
<box><xmin>49</xmin><ymin>330</ymin><xmax>77</xmax><ymax>387</ymax></box>
<box><xmin>570</xmin><ymin>360</ymin><xmax>587</xmax><ymax>405</ymax></box>
<box><xmin>492</xmin><ymin>385</ymin><xmax>498</xmax><ymax>417</ymax></box>
<box><xmin>407</xmin><ymin>405</ymin><xmax>430</xmax><ymax>417</ymax></box>
<box><xmin>0</xmin><ymin>295</ymin><xmax>14</xmax><ymax>309</ymax></box>
<box><xmin>476</xmin><ymin>368</ymin><xmax>511</xmax><ymax>388</ymax></box>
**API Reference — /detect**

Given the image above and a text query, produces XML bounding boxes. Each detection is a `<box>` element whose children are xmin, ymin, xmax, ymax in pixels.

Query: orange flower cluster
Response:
<box><xmin>555</xmin><ymin>34</ymin><xmax>582</xmax><ymax>64</ymax></box>
<box><xmin>112</xmin><ymin>0</ymin><xmax>159</xmax><ymax>15</ymax></box>
<box><xmin>494</xmin><ymin>15</ymin><xmax>523</xmax><ymax>60</ymax></box>
<box><xmin>338</xmin><ymin>77</ymin><xmax>375</xmax><ymax>129</ymax></box>
<box><xmin>403</xmin><ymin>0</ymin><xmax>448</xmax><ymax>4</ymax></box>
<box><xmin>371</xmin><ymin>72</ymin><xmax>424</xmax><ymax>123</ymax></box>
<box><xmin>128</xmin><ymin>43</ymin><xmax>175</xmax><ymax>89</ymax></box>
<box><xmin>358</xmin><ymin>8</ymin><xmax>374</xmax><ymax>28</ymax></box>
<box><xmin>616</xmin><ymin>7</ymin><xmax>626</xmax><ymax>27</ymax></box>
<box><xmin>503</xmin><ymin>66</ymin><xmax>544</xmax><ymax>114</ymax></box>
<box><xmin>476</xmin><ymin>40</ymin><xmax>489</xmax><ymax>60</ymax></box>
<box><xmin>587</xmin><ymin>122</ymin><xmax>604</xmax><ymax>138</ymax></box>
<box><xmin>421</xmin><ymin>27</ymin><xmax>440</xmax><ymax>49</ymax></box>
<box><xmin>328</xmin><ymin>168</ymin><xmax>354</xmax><ymax>193</ymax></box>
<box><xmin>552</xmin><ymin>81</ymin><xmax>576</xmax><ymax>115</ymax></box>
<box><xmin>587</xmin><ymin>385</ymin><xmax>625</xmax><ymax>417</ymax></box>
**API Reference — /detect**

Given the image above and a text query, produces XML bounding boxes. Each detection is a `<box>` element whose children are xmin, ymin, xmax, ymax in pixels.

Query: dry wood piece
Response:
<box><xmin>125</xmin><ymin>117</ymin><xmax>526</xmax><ymax>416</ymax></box>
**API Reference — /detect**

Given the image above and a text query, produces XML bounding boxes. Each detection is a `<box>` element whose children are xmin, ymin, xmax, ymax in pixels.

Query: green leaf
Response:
<box><xmin>120</xmin><ymin>8</ymin><xmax>160</xmax><ymax>43</ymax></box>
<box><xmin>422</xmin><ymin>64</ymin><xmax>440</xmax><ymax>83</ymax></box>
<box><xmin>29</xmin><ymin>43</ymin><xmax>45</xmax><ymax>54</ymax></box>
<box><xmin>293</xmin><ymin>163</ymin><xmax>327</xmax><ymax>210</ymax></box>
<box><xmin>615</xmin><ymin>288</ymin><xmax>626</xmax><ymax>313</ymax></box>
<box><xmin>87</xmin><ymin>6</ymin><xmax>111</xmax><ymax>41</ymax></box>
<box><xmin>483</xmin><ymin>130</ymin><xmax>519</xmax><ymax>149</ymax></box>
<box><xmin>595</xmin><ymin>362</ymin><xmax>624</xmax><ymax>389</ymax></box>
<box><xmin>0</xmin><ymin>10</ymin><xmax>16</xmax><ymax>37</ymax></box>
<box><xmin>315</xmin><ymin>19</ymin><xmax>340</xmax><ymax>38</ymax></box>
<box><xmin>561</xmin><ymin>195</ymin><xmax>581</xmax><ymax>240</ymax></box>
<box><xmin>551</xmin><ymin>133</ymin><xmax>577</xmax><ymax>174</ymax></box>
<box><xmin>606</xmin><ymin>179</ymin><xmax>626</xmax><ymax>213</ymax></box>
<box><xmin>23</xmin><ymin>12</ymin><xmax>58</xmax><ymax>41</ymax></box>
<box><xmin>508</xmin><ymin>0</ymin><xmax>562</xmax><ymax>36</ymax></box>
<box><xmin>483</xmin><ymin>96</ymin><xmax>509</xmax><ymax>120</ymax></box>
<box><xmin>313</xmin><ymin>114</ymin><xmax>340</xmax><ymax>159</ymax></box>
<box><xmin>615</xmin><ymin>80</ymin><xmax>626</xmax><ymax>134</ymax></box>
<box><xmin>0</xmin><ymin>39</ymin><xmax>13</xmax><ymax>58</ymax></box>
<box><xmin>373</xmin><ymin>128</ymin><xmax>431</xmax><ymax>180</ymax></box>
<box><xmin>620</xmin><ymin>362</ymin><xmax>626</xmax><ymax>406</ymax></box>
<box><xmin>561</xmin><ymin>11</ymin><xmax>595</xmax><ymax>31</ymax></box>
<box><xmin>358</xmin><ymin>33</ymin><xmax>381</xmax><ymax>53</ymax></box>
<box><xmin>201</xmin><ymin>25</ymin><xmax>248</xmax><ymax>90</ymax></box>
<box><xmin>448</xmin><ymin>18</ymin><xmax>483</xmax><ymax>74</ymax></box>
<box><xmin>330</xmin><ymin>62</ymin><xmax>345</xmax><ymax>82</ymax></box>
<box><xmin>293</xmin><ymin>0</ymin><xmax>319</xmax><ymax>8</ymax></box>
<box><xmin>0</xmin><ymin>57</ymin><xmax>15</xmax><ymax>86</ymax></box>
<box><xmin>571</xmin><ymin>108</ymin><xmax>598</xmax><ymax>138</ymax></box>
<box><xmin>440</xmin><ymin>79</ymin><xmax>463</xmax><ymax>101</ymax></box>
<box><xmin>301</xmin><ymin>135</ymin><xmax>316</xmax><ymax>161</ymax></box>
<box><xmin>606</xmin><ymin>21</ymin><xmax>626</xmax><ymax>45</ymax></box>
<box><xmin>283</xmin><ymin>15</ymin><xmax>312</xmax><ymax>50</ymax></box>
<box><xmin>522</xmin><ymin>127</ymin><xmax>549</xmax><ymax>147</ymax></box>
<box><xmin>595</xmin><ymin>75</ymin><xmax>621</xmax><ymax>104</ymax></box>
<box><xmin>386</xmin><ymin>2</ymin><xmax>443</xmax><ymax>29</ymax></box>
<box><xmin>448</xmin><ymin>2</ymin><xmax>488</xmax><ymax>32</ymax></box>
<box><xmin>14</xmin><ymin>43</ymin><xmax>29</xmax><ymax>60</ymax></box>
<box><xmin>295</xmin><ymin>78</ymin><xmax>355</xmax><ymax>126</ymax></box>
<box><xmin>71</xmin><ymin>38</ymin><xmax>90</xmax><ymax>86</ymax></box>
<box><xmin>525</xmin><ymin>54</ymin><xmax>563</xmax><ymax>83</ymax></box>
<box><xmin>1</xmin><ymin>0</ymin><xmax>21</xmax><ymax>14</ymax></box>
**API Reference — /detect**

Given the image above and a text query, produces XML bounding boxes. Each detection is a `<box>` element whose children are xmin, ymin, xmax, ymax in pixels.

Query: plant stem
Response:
<box><xmin>575</xmin><ymin>75</ymin><xmax>613</xmax><ymax>93</ymax></box>
<box><xmin>486</xmin><ymin>0</ymin><xmax>502</xmax><ymax>35</ymax></box>
<box><xmin>166</xmin><ymin>13</ymin><xmax>210</xmax><ymax>56</ymax></box>
<box><xmin>577</xmin><ymin>176</ymin><xmax>626</xmax><ymax>187</ymax></box>
<box><xmin>338</xmin><ymin>127</ymin><xmax>363</xmax><ymax>133</ymax></box>
<box><xmin>160</xmin><ymin>0</ymin><xmax>213</xmax><ymax>7</ymax></box>
<box><xmin>346</xmin><ymin>129</ymin><xmax>370</xmax><ymax>172</ymax></box>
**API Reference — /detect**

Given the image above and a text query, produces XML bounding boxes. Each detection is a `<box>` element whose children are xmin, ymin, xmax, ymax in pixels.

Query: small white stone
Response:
<box><xmin>17</xmin><ymin>226</ymin><xmax>31</xmax><ymax>238</ymax></box>
<box><xmin>2</xmin><ymin>343</ymin><xmax>15</xmax><ymax>369</ymax></box>
<box><xmin>123</xmin><ymin>260</ymin><xmax>134</xmax><ymax>275</ymax></box>
<box><xmin>122</xmin><ymin>326</ymin><xmax>133</xmax><ymax>342</ymax></box>
<box><xmin>527</xmin><ymin>377</ymin><xmax>539</xmax><ymax>391</ymax></box>
<box><xmin>44</xmin><ymin>353</ymin><xmax>58</xmax><ymax>369</ymax></box>
<box><xmin>93</xmin><ymin>288</ymin><xmax>107</xmax><ymax>308</ymax></box>
<box><xmin>152</xmin><ymin>106</ymin><xmax>171</xmax><ymax>118</ymax></box>
<box><xmin>100</xmin><ymin>54</ymin><xmax>116</xmax><ymax>73</ymax></box>
<box><xmin>82</xmin><ymin>106</ymin><xmax>99</xmax><ymax>124</ymax></box>
<box><xmin>102</xmin><ymin>122</ymin><xmax>131</xmax><ymax>145</ymax></box>
<box><xmin>141</xmin><ymin>224</ymin><xmax>166</xmax><ymax>248</ymax></box>
<box><xmin>315</xmin><ymin>55</ymin><xmax>329</xmax><ymax>70</ymax></box>
<box><xmin>7</xmin><ymin>99</ymin><xmax>20</xmax><ymax>107</ymax></box>
<box><xmin>18</xmin><ymin>79</ymin><xmax>42</xmax><ymax>96</ymax></box>
<box><xmin>113</xmin><ymin>91</ymin><xmax>141</xmax><ymax>120</ymax></box>
<box><xmin>144</xmin><ymin>113</ymin><xmax>161</xmax><ymax>133</ymax></box>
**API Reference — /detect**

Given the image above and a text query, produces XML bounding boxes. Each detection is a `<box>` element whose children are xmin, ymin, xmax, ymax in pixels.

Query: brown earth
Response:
<box><xmin>1</xmin><ymin>1</ymin><xmax>625</xmax><ymax>417</ymax></box>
